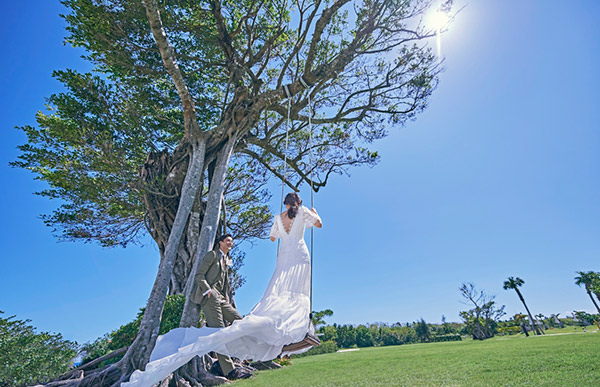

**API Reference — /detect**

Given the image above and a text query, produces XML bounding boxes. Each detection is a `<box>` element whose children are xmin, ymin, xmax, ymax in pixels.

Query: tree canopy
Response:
<box><xmin>14</xmin><ymin>0</ymin><xmax>442</xmax><ymax>249</ymax></box>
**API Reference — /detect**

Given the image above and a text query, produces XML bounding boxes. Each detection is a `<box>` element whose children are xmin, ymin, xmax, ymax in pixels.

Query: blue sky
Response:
<box><xmin>1</xmin><ymin>1</ymin><xmax>599</xmax><ymax>345</ymax></box>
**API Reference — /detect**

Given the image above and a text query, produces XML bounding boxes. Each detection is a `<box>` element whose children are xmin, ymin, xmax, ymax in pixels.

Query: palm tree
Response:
<box><xmin>574</xmin><ymin>271</ymin><xmax>600</xmax><ymax>315</ymax></box>
<box><xmin>588</xmin><ymin>272</ymin><xmax>600</xmax><ymax>305</ymax></box>
<box><xmin>503</xmin><ymin>277</ymin><xmax>543</xmax><ymax>335</ymax></box>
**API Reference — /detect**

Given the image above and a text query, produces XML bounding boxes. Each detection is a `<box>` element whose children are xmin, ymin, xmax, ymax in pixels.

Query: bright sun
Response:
<box><xmin>430</xmin><ymin>10</ymin><xmax>450</xmax><ymax>32</ymax></box>
<box><xmin>425</xmin><ymin>5</ymin><xmax>451</xmax><ymax>60</ymax></box>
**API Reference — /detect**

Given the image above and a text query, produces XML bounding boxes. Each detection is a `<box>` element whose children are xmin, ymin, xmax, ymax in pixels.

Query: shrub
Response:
<box><xmin>292</xmin><ymin>340</ymin><xmax>338</xmax><ymax>357</ymax></box>
<box><xmin>393</xmin><ymin>325</ymin><xmax>418</xmax><ymax>345</ymax></box>
<box><xmin>497</xmin><ymin>326</ymin><xmax>521</xmax><ymax>336</ymax></box>
<box><xmin>318</xmin><ymin>325</ymin><xmax>337</xmax><ymax>342</ymax></box>
<box><xmin>379</xmin><ymin>330</ymin><xmax>403</xmax><ymax>346</ymax></box>
<box><xmin>430</xmin><ymin>334</ymin><xmax>462</xmax><ymax>342</ymax></box>
<box><xmin>0</xmin><ymin>311</ymin><xmax>77</xmax><ymax>387</ymax></box>
<box><xmin>80</xmin><ymin>334</ymin><xmax>113</xmax><ymax>366</ymax></box>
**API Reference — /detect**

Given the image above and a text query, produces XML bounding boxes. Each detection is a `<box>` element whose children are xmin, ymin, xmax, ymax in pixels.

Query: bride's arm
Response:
<box><xmin>302</xmin><ymin>206</ymin><xmax>322</xmax><ymax>228</ymax></box>
<box><xmin>269</xmin><ymin>217</ymin><xmax>280</xmax><ymax>241</ymax></box>
<box><xmin>311</xmin><ymin>208</ymin><xmax>322</xmax><ymax>228</ymax></box>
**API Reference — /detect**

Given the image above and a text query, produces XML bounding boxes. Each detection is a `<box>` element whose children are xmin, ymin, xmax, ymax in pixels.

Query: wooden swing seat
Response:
<box><xmin>281</xmin><ymin>332</ymin><xmax>321</xmax><ymax>353</ymax></box>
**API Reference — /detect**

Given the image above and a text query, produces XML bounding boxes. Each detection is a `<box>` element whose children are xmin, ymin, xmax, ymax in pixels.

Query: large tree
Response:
<box><xmin>574</xmin><ymin>271</ymin><xmax>600</xmax><ymax>315</ymax></box>
<box><xmin>502</xmin><ymin>276</ymin><xmax>543</xmax><ymax>335</ymax></box>
<box><xmin>15</xmin><ymin>0</ymin><xmax>448</xmax><ymax>384</ymax></box>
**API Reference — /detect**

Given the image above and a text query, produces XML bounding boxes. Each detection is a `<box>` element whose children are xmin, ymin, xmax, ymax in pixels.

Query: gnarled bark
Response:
<box><xmin>181</xmin><ymin>134</ymin><xmax>238</xmax><ymax>327</ymax></box>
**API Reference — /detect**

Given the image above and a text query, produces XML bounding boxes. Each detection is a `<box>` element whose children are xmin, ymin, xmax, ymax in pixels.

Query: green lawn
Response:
<box><xmin>236</xmin><ymin>329</ymin><xmax>599</xmax><ymax>386</ymax></box>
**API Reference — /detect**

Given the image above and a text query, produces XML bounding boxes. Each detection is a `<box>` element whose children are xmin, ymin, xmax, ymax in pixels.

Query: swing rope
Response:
<box><xmin>278</xmin><ymin>79</ymin><xmax>321</xmax><ymax>354</ymax></box>
<box><xmin>277</xmin><ymin>85</ymin><xmax>293</xmax><ymax>255</ymax></box>
<box><xmin>280</xmin><ymin>80</ymin><xmax>315</xmax><ymax>318</ymax></box>
<box><xmin>305</xmin><ymin>85</ymin><xmax>315</xmax><ymax>321</ymax></box>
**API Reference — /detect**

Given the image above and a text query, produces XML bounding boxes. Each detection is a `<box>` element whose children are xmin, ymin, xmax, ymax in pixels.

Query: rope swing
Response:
<box><xmin>280</xmin><ymin>77</ymin><xmax>321</xmax><ymax>353</ymax></box>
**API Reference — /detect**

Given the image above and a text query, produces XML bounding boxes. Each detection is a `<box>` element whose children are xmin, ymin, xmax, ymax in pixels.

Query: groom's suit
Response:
<box><xmin>191</xmin><ymin>249</ymin><xmax>242</xmax><ymax>376</ymax></box>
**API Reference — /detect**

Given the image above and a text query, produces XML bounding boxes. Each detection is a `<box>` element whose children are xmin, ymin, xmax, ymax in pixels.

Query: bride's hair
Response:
<box><xmin>284</xmin><ymin>192</ymin><xmax>302</xmax><ymax>219</ymax></box>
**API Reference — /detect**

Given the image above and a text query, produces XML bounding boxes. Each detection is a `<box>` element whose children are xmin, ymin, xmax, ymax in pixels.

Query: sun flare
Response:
<box><xmin>425</xmin><ymin>5</ymin><xmax>451</xmax><ymax>61</ymax></box>
<box><xmin>429</xmin><ymin>10</ymin><xmax>450</xmax><ymax>33</ymax></box>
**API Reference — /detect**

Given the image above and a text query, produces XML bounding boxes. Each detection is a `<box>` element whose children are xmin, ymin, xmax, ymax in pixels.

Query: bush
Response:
<box><xmin>497</xmin><ymin>326</ymin><xmax>521</xmax><ymax>336</ymax></box>
<box><xmin>379</xmin><ymin>330</ymin><xmax>403</xmax><ymax>346</ymax></box>
<box><xmin>0</xmin><ymin>311</ymin><xmax>78</xmax><ymax>387</ymax></box>
<box><xmin>80</xmin><ymin>334</ymin><xmax>113</xmax><ymax>366</ymax></box>
<box><xmin>392</xmin><ymin>325</ymin><xmax>418</xmax><ymax>345</ymax></box>
<box><xmin>430</xmin><ymin>334</ymin><xmax>462</xmax><ymax>342</ymax></box>
<box><xmin>318</xmin><ymin>325</ymin><xmax>337</xmax><ymax>342</ymax></box>
<box><xmin>110</xmin><ymin>294</ymin><xmax>188</xmax><ymax>350</ymax></box>
<box><xmin>292</xmin><ymin>340</ymin><xmax>338</xmax><ymax>357</ymax></box>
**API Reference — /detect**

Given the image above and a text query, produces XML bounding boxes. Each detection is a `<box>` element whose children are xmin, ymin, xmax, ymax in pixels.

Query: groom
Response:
<box><xmin>190</xmin><ymin>234</ymin><xmax>252</xmax><ymax>380</ymax></box>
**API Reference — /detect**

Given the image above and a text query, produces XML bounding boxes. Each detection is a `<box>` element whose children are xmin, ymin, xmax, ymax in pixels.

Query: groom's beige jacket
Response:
<box><xmin>190</xmin><ymin>249</ymin><xmax>230</xmax><ymax>305</ymax></box>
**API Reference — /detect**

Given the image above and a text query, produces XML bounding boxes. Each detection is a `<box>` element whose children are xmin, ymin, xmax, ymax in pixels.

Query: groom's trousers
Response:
<box><xmin>202</xmin><ymin>291</ymin><xmax>242</xmax><ymax>376</ymax></box>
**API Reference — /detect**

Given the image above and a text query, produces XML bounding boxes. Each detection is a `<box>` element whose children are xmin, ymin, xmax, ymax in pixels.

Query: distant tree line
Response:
<box><xmin>294</xmin><ymin>313</ymin><xmax>463</xmax><ymax>357</ymax></box>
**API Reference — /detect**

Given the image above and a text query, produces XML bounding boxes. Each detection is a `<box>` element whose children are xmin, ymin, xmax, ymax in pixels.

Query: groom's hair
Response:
<box><xmin>215</xmin><ymin>233</ymin><xmax>233</xmax><ymax>249</ymax></box>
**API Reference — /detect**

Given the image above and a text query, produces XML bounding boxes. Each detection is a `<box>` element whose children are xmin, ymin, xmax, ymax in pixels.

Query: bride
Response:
<box><xmin>122</xmin><ymin>193</ymin><xmax>322</xmax><ymax>386</ymax></box>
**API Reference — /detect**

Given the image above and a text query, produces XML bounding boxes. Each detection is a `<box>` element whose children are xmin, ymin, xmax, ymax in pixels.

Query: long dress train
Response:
<box><xmin>122</xmin><ymin>206</ymin><xmax>321</xmax><ymax>386</ymax></box>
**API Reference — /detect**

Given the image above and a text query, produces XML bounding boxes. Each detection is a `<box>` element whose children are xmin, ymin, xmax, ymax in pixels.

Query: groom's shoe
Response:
<box><xmin>226</xmin><ymin>367</ymin><xmax>253</xmax><ymax>380</ymax></box>
<box><xmin>209</xmin><ymin>361</ymin><xmax>224</xmax><ymax>376</ymax></box>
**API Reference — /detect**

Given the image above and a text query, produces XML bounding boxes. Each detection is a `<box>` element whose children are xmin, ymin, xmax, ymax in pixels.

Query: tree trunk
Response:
<box><xmin>113</xmin><ymin>138</ymin><xmax>207</xmax><ymax>384</ymax></box>
<box><xmin>586</xmin><ymin>288</ymin><xmax>600</xmax><ymax>315</ymax></box>
<box><xmin>141</xmin><ymin>147</ymin><xmax>205</xmax><ymax>295</ymax></box>
<box><xmin>160</xmin><ymin>135</ymin><xmax>238</xmax><ymax>387</ymax></box>
<box><xmin>180</xmin><ymin>134</ymin><xmax>238</xmax><ymax>327</ymax></box>
<box><xmin>515</xmin><ymin>289</ymin><xmax>543</xmax><ymax>335</ymax></box>
<box><xmin>170</xmin><ymin>206</ymin><xmax>203</xmax><ymax>294</ymax></box>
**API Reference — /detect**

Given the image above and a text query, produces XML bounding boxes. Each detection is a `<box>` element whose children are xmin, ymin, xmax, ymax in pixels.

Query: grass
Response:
<box><xmin>236</xmin><ymin>328</ymin><xmax>599</xmax><ymax>386</ymax></box>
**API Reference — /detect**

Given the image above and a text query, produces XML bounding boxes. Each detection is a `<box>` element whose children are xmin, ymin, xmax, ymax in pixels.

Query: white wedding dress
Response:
<box><xmin>122</xmin><ymin>206</ymin><xmax>321</xmax><ymax>387</ymax></box>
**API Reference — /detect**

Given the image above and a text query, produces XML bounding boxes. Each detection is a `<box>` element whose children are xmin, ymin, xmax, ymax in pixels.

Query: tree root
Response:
<box><xmin>43</xmin><ymin>348</ymin><xmax>258</xmax><ymax>386</ymax></box>
<box><xmin>175</xmin><ymin>355</ymin><xmax>230</xmax><ymax>386</ymax></box>
<box><xmin>60</xmin><ymin>346</ymin><xmax>129</xmax><ymax>382</ymax></box>
<box><xmin>33</xmin><ymin>370</ymin><xmax>84</xmax><ymax>387</ymax></box>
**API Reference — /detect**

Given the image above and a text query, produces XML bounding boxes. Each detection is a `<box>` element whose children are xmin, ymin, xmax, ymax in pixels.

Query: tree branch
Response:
<box><xmin>142</xmin><ymin>0</ymin><xmax>201</xmax><ymax>139</ymax></box>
